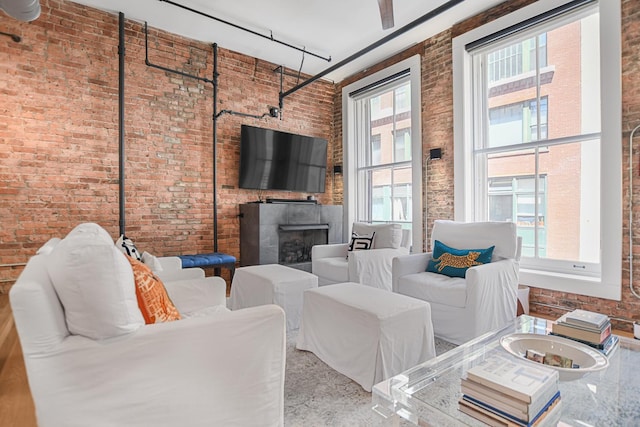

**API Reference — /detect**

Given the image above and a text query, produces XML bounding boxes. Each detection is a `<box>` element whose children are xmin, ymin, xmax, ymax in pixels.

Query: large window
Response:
<box><xmin>453</xmin><ymin>0</ymin><xmax>621</xmax><ymax>299</ymax></box>
<box><xmin>343</xmin><ymin>56</ymin><xmax>423</xmax><ymax>251</ymax></box>
<box><xmin>355</xmin><ymin>80</ymin><xmax>412</xmax><ymax>227</ymax></box>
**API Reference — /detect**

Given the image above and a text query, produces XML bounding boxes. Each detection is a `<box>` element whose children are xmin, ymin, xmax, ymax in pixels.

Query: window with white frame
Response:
<box><xmin>342</xmin><ymin>56</ymin><xmax>423</xmax><ymax>251</ymax></box>
<box><xmin>453</xmin><ymin>0</ymin><xmax>621</xmax><ymax>300</ymax></box>
<box><xmin>354</xmin><ymin>79</ymin><xmax>413</xmax><ymax>228</ymax></box>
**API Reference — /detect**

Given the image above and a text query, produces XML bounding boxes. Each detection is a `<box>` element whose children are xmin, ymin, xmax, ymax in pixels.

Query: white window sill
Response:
<box><xmin>519</xmin><ymin>268</ymin><xmax>621</xmax><ymax>301</ymax></box>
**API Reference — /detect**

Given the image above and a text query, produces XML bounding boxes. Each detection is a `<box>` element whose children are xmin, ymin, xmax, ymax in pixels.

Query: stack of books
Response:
<box><xmin>459</xmin><ymin>354</ymin><xmax>561</xmax><ymax>426</ymax></box>
<box><xmin>551</xmin><ymin>309</ymin><xmax>619</xmax><ymax>356</ymax></box>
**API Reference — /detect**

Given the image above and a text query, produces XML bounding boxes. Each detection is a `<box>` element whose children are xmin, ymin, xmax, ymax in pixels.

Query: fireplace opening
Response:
<box><xmin>278</xmin><ymin>224</ymin><xmax>329</xmax><ymax>266</ymax></box>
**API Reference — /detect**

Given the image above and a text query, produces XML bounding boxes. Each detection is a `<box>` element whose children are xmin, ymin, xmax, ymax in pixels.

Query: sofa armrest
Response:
<box><xmin>157</xmin><ymin>256</ymin><xmax>182</xmax><ymax>271</ymax></box>
<box><xmin>164</xmin><ymin>276</ymin><xmax>227</xmax><ymax>313</ymax></box>
<box><xmin>35</xmin><ymin>305</ymin><xmax>286</xmax><ymax>427</ymax></box>
<box><xmin>392</xmin><ymin>252</ymin><xmax>432</xmax><ymax>292</ymax></box>
<box><xmin>466</xmin><ymin>259</ymin><xmax>519</xmax><ymax>334</ymax></box>
<box><xmin>157</xmin><ymin>256</ymin><xmax>206</xmax><ymax>282</ymax></box>
<box><xmin>312</xmin><ymin>243</ymin><xmax>348</xmax><ymax>259</ymax></box>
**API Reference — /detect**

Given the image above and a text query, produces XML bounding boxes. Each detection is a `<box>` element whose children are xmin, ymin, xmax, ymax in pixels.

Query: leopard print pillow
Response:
<box><xmin>426</xmin><ymin>240</ymin><xmax>494</xmax><ymax>278</ymax></box>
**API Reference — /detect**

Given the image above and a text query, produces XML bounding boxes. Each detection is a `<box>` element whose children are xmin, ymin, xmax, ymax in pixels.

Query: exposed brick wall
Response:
<box><xmin>0</xmin><ymin>0</ymin><xmax>334</xmax><ymax>290</ymax></box>
<box><xmin>335</xmin><ymin>0</ymin><xmax>640</xmax><ymax>332</ymax></box>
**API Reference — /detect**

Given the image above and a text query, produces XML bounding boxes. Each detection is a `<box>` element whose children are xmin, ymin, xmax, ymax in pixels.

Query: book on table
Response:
<box><xmin>563</xmin><ymin>309</ymin><xmax>609</xmax><ymax>330</ymax></box>
<box><xmin>465</xmin><ymin>354</ymin><xmax>559</xmax><ymax>403</ymax></box>
<box><xmin>549</xmin><ymin>331</ymin><xmax>619</xmax><ymax>356</ymax></box>
<box><xmin>552</xmin><ymin>312</ymin><xmax>611</xmax><ymax>344</ymax></box>
<box><xmin>461</xmin><ymin>376</ymin><xmax>559</xmax><ymax>422</ymax></box>
<box><xmin>458</xmin><ymin>392</ymin><xmax>561</xmax><ymax>427</ymax></box>
<box><xmin>460</xmin><ymin>354</ymin><xmax>560</xmax><ymax>426</ymax></box>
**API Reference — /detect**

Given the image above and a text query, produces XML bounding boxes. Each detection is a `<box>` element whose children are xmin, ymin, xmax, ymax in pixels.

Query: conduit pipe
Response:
<box><xmin>629</xmin><ymin>123</ymin><xmax>640</xmax><ymax>299</ymax></box>
<box><xmin>119</xmin><ymin>12</ymin><xmax>126</xmax><ymax>236</ymax></box>
<box><xmin>158</xmin><ymin>0</ymin><xmax>331</xmax><ymax>63</ymax></box>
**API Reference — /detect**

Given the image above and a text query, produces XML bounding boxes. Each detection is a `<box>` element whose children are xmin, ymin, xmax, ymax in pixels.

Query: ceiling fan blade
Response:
<box><xmin>377</xmin><ymin>0</ymin><xmax>394</xmax><ymax>30</ymax></box>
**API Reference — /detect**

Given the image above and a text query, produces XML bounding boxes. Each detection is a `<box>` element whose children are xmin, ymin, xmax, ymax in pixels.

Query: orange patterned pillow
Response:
<box><xmin>126</xmin><ymin>256</ymin><xmax>181</xmax><ymax>324</ymax></box>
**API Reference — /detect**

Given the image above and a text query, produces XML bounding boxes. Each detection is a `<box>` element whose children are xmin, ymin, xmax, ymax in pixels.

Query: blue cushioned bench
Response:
<box><xmin>178</xmin><ymin>253</ymin><xmax>236</xmax><ymax>279</ymax></box>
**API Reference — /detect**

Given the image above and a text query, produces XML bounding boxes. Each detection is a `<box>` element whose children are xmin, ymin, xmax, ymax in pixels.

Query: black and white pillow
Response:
<box><xmin>348</xmin><ymin>231</ymin><xmax>375</xmax><ymax>252</ymax></box>
<box><xmin>115</xmin><ymin>235</ymin><xmax>141</xmax><ymax>261</ymax></box>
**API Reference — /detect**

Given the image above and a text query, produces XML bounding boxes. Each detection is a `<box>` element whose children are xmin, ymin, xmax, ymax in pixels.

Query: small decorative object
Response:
<box><xmin>543</xmin><ymin>352</ymin><xmax>573</xmax><ymax>368</ymax></box>
<box><xmin>525</xmin><ymin>349</ymin><xmax>545</xmax><ymax>363</ymax></box>
<box><xmin>500</xmin><ymin>333</ymin><xmax>608</xmax><ymax>381</ymax></box>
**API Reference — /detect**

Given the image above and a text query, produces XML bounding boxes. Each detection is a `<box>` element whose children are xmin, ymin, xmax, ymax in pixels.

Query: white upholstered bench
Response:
<box><xmin>229</xmin><ymin>264</ymin><xmax>318</xmax><ymax>331</ymax></box>
<box><xmin>296</xmin><ymin>282</ymin><xmax>436</xmax><ymax>392</ymax></box>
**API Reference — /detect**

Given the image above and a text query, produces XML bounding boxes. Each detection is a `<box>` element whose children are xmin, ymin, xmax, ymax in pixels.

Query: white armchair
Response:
<box><xmin>10</xmin><ymin>236</ymin><xmax>286</xmax><ymax>427</ymax></box>
<box><xmin>392</xmin><ymin>220</ymin><xmax>521</xmax><ymax>345</ymax></box>
<box><xmin>312</xmin><ymin>223</ymin><xmax>411</xmax><ymax>291</ymax></box>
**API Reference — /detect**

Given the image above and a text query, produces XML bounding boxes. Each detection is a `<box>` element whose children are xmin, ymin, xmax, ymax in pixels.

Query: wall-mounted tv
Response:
<box><xmin>239</xmin><ymin>124</ymin><xmax>328</xmax><ymax>193</ymax></box>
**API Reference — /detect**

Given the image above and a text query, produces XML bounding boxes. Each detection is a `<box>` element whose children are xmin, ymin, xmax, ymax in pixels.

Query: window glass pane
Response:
<box><xmin>488</xmin><ymin>152</ymin><xmax>538</xmax><ymax>258</ymax></box>
<box><xmin>485</xmin><ymin>13</ymin><xmax>600</xmax><ymax>147</ymax></box>
<box><xmin>394</xmin><ymin>128</ymin><xmax>411</xmax><ymax>162</ymax></box>
<box><xmin>395</xmin><ymin>83</ymin><xmax>411</xmax><ymax>113</ymax></box>
<box><xmin>485</xmin><ymin>139</ymin><xmax>599</xmax><ymax>263</ymax></box>
<box><xmin>371</xmin><ymin>168</ymin><xmax>392</xmax><ymax>221</ymax></box>
<box><xmin>370</xmin><ymin>134</ymin><xmax>382</xmax><ymax>165</ymax></box>
<box><xmin>539</xmin><ymin>140</ymin><xmax>600</xmax><ymax>263</ymax></box>
<box><xmin>393</xmin><ymin>168</ymin><xmax>412</xmax><ymax>223</ymax></box>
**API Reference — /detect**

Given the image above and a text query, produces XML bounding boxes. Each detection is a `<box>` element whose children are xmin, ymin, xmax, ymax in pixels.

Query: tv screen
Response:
<box><xmin>239</xmin><ymin>125</ymin><xmax>328</xmax><ymax>193</ymax></box>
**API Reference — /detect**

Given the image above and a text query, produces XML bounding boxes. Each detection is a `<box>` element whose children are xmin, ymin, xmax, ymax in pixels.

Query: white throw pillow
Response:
<box><xmin>352</xmin><ymin>222</ymin><xmax>402</xmax><ymax>249</ymax></box>
<box><xmin>141</xmin><ymin>251</ymin><xmax>164</xmax><ymax>273</ymax></box>
<box><xmin>47</xmin><ymin>223</ymin><xmax>144</xmax><ymax>340</ymax></box>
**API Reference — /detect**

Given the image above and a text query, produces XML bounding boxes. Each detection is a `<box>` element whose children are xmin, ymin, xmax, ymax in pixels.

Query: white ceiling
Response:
<box><xmin>70</xmin><ymin>0</ymin><xmax>504</xmax><ymax>83</ymax></box>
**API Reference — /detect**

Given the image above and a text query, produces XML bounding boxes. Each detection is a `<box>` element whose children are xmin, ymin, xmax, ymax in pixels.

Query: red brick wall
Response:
<box><xmin>0</xmin><ymin>0</ymin><xmax>334</xmax><ymax>289</ymax></box>
<box><xmin>335</xmin><ymin>0</ymin><xmax>640</xmax><ymax>332</ymax></box>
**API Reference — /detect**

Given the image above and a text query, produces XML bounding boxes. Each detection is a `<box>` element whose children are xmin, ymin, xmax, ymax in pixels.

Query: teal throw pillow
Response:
<box><xmin>426</xmin><ymin>240</ymin><xmax>494</xmax><ymax>278</ymax></box>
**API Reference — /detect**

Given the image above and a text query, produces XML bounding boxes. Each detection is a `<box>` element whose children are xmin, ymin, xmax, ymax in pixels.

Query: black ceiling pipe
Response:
<box><xmin>279</xmin><ymin>0</ymin><xmax>465</xmax><ymax>105</ymax></box>
<box><xmin>158</xmin><ymin>0</ymin><xmax>330</xmax><ymax>63</ymax></box>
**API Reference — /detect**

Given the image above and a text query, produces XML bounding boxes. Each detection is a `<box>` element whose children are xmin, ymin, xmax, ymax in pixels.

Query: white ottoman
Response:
<box><xmin>296</xmin><ymin>282</ymin><xmax>436</xmax><ymax>392</ymax></box>
<box><xmin>230</xmin><ymin>264</ymin><xmax>318</xmax><ymax>331</ymax></box>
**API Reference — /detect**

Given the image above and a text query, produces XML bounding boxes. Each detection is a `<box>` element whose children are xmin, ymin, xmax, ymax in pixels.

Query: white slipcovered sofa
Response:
<box><xmin>311</xmin><ymin>222</ymin><xmax>411</xmax><ymax>291</ymax></box>
<box><xmin>10</xmin><ymin>223</ymin><xmax>286</xmax><ymax>427</ymax></box>
<box><xmin>392</xmin><ymin>220</ymin><xmax>521</xmax><ymax>345</ymax></box>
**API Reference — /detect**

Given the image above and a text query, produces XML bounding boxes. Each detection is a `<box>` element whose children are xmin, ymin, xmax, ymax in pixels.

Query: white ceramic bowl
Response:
<box><xmin>500</xmin><ymin>333</ymin><xmax>609</xmax><ymax>381</ymax></box>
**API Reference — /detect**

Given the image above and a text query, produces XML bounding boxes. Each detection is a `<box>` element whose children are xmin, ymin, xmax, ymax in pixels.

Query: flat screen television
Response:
<box><xmin>238</xmin><ymin>124</ymin><xmax>328</xmax><ymax>193</ymax></box>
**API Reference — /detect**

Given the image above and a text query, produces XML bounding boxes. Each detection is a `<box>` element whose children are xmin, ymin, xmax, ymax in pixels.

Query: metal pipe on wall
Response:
<box><xmin>118</xmin><ymin>12</ymin><xmax>126</xmax><ymax>236</ymax></box>
<box><xmin>213</xmin><ymin>43</ymin><xmax>219</xmax><ymax>252</ymax></box>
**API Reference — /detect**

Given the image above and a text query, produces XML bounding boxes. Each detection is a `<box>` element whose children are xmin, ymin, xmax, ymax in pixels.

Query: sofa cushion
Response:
<box><xmin>126</xmin><ymin>256</ymin><xmax>181</xmax><ymax>324</ymax></box>
<box><xmin>396</xmin><ymin>272</ymin><xmax>468</xmax><ymax>308</ymax></box>
<box><xmin>427</xmin><ymin>240</ymin><xmax>494</xmax><ymax>278</ymax></box>
<box><xmin>115</xmin><ymin>234</ymin><xmax>142</xmax><ymax>261</ymax></box>
<box><xmin>352</xmin><ymin>223</ymin><xmax>402</xmax><ymax>249</ymax></box>
<box><xmin>47</xmin><ymin>223</ymin><xmax>144</xmax><ymax>340</ymax></box>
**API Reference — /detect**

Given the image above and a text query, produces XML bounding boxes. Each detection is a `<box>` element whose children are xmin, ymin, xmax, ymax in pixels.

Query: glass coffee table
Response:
<box><xmin>372</xmin><ymin>315</ymin><xmax>640</xmax><ymax>426</ymax></box>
